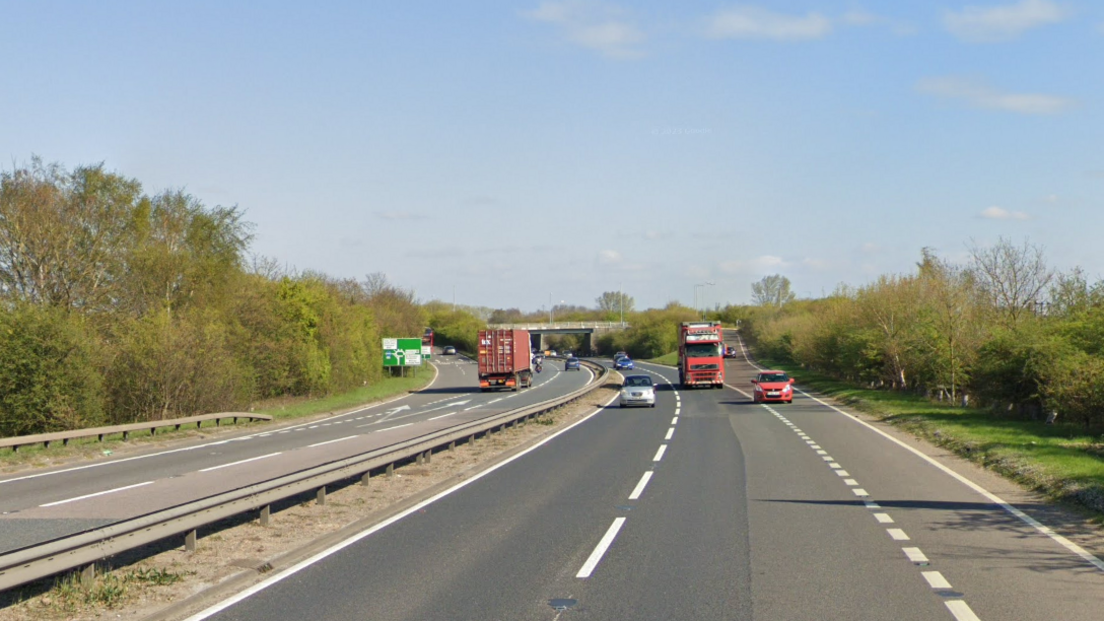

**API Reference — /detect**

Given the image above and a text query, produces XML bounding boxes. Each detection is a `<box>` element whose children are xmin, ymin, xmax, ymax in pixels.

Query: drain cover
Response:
<box><xmin>549</xmin><ymin>598</ymin><xmax>577</xmax><ymax>611</ymax></box>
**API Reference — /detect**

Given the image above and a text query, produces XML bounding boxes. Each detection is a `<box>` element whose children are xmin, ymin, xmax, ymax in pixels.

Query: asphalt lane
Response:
<box><xmin>183</xmin><ymin>346</ymin><xmax>1104</xmax><ymax>621</ymax></box>
<box><xmin>0</xmin><ymin>354</ymin><xmax>593</xmax><ymax>554</ymax></box>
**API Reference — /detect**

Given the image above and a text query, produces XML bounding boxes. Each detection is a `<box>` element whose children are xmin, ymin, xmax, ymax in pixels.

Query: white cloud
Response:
<box><xmin>719</xmin><ymin>255</ymin><xmax>788</xmax><ymax>274</ymax></box>
<box><xmin>916</xmin><ymin>76</ymin><xmax>1074</xmax><ymax>115</ymax></box>
<box><xmin>980</xmin><ymin>206</ymin><xmax>1030</xmax><ymax>220</ymax></box>
<box><xmin>596</xmin><ymin>249</ymin><xmax>623</xmax><ymax>265</ymax></box>
<box><xmin>526</xmin><ymin>1</ymin><xmax>645</xmax><ymax>59</ymax></box>
<box><xmin>706</xmin><ymin>6</ymin><xmax>832</xmax><ymax>40</ymax></box>
<box><xmin>944</xmin><ymin>0</ymin><xmax>1070</xmax><ymax>42</ymax></box>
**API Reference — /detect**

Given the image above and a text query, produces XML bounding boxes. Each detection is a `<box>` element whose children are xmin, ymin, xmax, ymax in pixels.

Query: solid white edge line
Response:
<box><xmin>199</xmin><ymin>452</ymin><xmax>282</xmax><ymax>473</ymax></box>
<box><xmin>576</xmin><ymin>517</ymin><xmax>627</xmax><ymax>578</ymax></box>
<box><xmin>653</xmin><ymin>445</ymin><xmax>667</xmax><ymax>462</ymax></box>
<box><xmin>628</xmin><ymin>471</ymin><xmax>654</xmax><ymax>500</ymax></box>
<box><xmin>428</xmin><ymin>412</ymin><xmax>457</xmax><ymax>421</ymax></box>
<box><xmin>40</xmin><ymin>481</ymin><xmax>155</xmax><ymax>507</ymax></box>
<box><xmin>944</xmin><ymin>600</ymin><xmax>982</xmax><ymax>621</ymax></box>
<box><xmin>922</xmin><ymin>570</ymin><xmax>952</xmax><ymax>589</ymax></box>
<box><xmin>308</xmin><ymin>436</ymin><xmax>358</xmax><ymax>448</ymax></box>
<box><xmin>793</xmin><ymin>386</ymin><xmax>1104</xmax><ymax>572</ymax></box>
<box><xmin>182</xmin><ymin>390</ymin><xmax>621</xmax><ymax>621</ymax></box>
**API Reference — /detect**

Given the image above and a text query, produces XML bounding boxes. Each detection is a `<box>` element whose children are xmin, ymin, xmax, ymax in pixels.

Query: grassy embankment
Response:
<box><xmin>647</xmin><ymin>352</ymin><xmax>678</xmax><ymax>366</ymax></box>
<box><xmin>0</xmin><ymin>370</ymin><xmax>434</xmax><ymax>466</ymax></box>
<box><xmin>756</xmin><ymin>355</ymin><xmax>1104</xmax><ymax>520</ymax></box>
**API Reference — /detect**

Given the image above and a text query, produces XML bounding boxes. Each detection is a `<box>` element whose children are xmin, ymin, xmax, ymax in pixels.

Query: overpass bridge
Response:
<box><xmin>487</xmin><ymin>321</ymin><xmax>629</xmax><ymax>354</ymax></box>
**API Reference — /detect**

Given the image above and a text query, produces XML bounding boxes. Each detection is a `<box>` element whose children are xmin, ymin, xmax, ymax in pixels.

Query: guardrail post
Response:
<box><xmin>185</xmin><ymin>529</ymin><xmax>197</xmax><ymax>552</ymax></box>
<box><xmin>469</xmin><ymin>434</ymin><xmax>475</xmax><ymax>445</ymax></box>
<box><xmin>386</xmin><ymin>463</ymin><xmax>394</xmax><ymax>477</ymax></box>
<box><xmin>424</xmin><ymin>450</ymin><xmax>432</xmax><ymax>464</ymax></box>
<box><xmin>416</xmin><ymin>452</ymin><xmax>424</xmax><ymax>465</ymax></box>
<box><xmin>360</xmin><ymin>472</ymin><xmax>371</xmax><ymax>486</ymax></box>
<box><xmin>123</xmin><ymin>431</ymin><xmax>129</xmax><ymax>441</ymax></box>
<box><xmin>448</xmin><ymin>441</ymin><xmax>455</xmax><ymax>452</ymax></box>
<box><xmin>81</xmin><ymin>562</ymin><xmax>96</xmax><ymax>586</ymax></box>
<box><xmin>150</xmin><ymin>428</ymin><xmax>156</xmax><ymax>436</ymax></box>
<box><xmin>260</xmin><ymin>504</ymin><xmax>271</xmax><ymax>526</ymax></box>
<box><xmin>317</xmin><ymin>486</ymin><xmax>327</xmax><ymax>505</ymax></box>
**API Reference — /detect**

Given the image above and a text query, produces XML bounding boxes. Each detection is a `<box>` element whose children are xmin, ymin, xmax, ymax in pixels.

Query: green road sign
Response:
<box><xmin>383</xmin><ymin>338</ymin><xmax>424</xmax><ymax>367</ymax></box>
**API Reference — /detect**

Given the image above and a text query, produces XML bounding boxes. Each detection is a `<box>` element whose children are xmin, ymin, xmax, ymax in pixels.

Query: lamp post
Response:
<box><xmin>619</xmin><ymin>282</ymin><xmax>624</xmax><ymax>326</ymax></box>
<box><xmin>697</xmin><ymin>282</ymin><xmax>715</xmax><ymax>320</ymax></box>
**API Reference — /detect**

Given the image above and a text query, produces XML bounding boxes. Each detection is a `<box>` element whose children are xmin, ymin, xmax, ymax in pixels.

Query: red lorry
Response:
<box><xmin>678</xmin><ymin>321</ymin><xmax>725</xmax><ymax>389</ymax></box>
<box><xmin>477</xmin><ymin>329</ymin><xmax>533</xmax><ymax>392</ymax></box>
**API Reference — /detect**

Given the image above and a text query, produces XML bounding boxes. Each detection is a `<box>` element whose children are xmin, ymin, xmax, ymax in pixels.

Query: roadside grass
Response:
<box><xmin>647</xmin><ymin>352</ymin><xmax>678</xmax><ymax>366</ymax></box>
<box><xmin>256</xmin><ymin>372</ymin><xmax>433</xmax><ymax>421</ymax></box>
<box><xmin>757</xmin><ymin>355</ymin><xmax>1104</xmax><ymax>520</ymax></box>
<box><xmin>0</xmin><ymin>370</ymin><xmax>435</xmax><ymax>469</ymax></box>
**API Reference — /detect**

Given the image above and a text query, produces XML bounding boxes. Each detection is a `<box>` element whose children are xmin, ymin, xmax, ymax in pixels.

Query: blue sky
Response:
<box><xmin>3</xmin><ymin>1</ymin><xmax>1101</xmax><ymax>309</ymax></box>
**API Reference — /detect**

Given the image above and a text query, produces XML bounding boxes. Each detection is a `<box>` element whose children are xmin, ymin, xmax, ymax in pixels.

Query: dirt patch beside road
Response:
<box><xmin>0</xmin><ymin>377</ymin><xmax>621</xmax><ymax>621</ymax></box>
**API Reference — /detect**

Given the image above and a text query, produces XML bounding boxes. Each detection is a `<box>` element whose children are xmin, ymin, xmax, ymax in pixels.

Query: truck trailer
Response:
<box><xmin>678</xmin><ymin>321</ymin><xmax>725</xmax><ymax>389</ymax></box>
<box><xmin>477</xmin><ymin>329</ymin><xmax>533</xmax><ymax>392</ymax></box>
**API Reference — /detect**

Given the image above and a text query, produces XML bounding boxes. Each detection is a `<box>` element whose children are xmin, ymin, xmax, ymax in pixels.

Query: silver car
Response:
<box><xmin>620</xmin><ymin>374</ymin><xmax>656</xmax><ymax>408</ymax></box>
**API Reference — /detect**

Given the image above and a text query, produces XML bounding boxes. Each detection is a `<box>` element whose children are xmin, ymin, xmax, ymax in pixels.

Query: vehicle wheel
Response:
<box><xmin>786</xmin><ymin>399</ymin><xmax>792</xmax><ymax>404</ymax></box>
<box><xmin>650</xmin><ymin>403</ymin><xmax>656</xmax><ymax>408</ymax></box>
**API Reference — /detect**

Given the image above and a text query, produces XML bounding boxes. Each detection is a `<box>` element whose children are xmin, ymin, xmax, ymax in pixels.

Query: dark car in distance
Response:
<box><xmin>565</xmin><ymin>357</ymin><xmax>581</xmax><ymax>371</ymax></box>
<box><xmin>442</xmin><ymin>346</ymin><xmax>457</xmax><ymax>355</ymax></box>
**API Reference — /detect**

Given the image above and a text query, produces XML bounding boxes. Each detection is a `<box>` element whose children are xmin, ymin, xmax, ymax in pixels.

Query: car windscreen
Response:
<box><xmin>623</xmin><ymin>377</ymin><xmax>652</xmax><ymax>387</ymax></box>
<box><xmin>758</xmin><ymin>373</ymin><xmax>789</xmax><ymax>383</ymax></box>
<box><xmin>685</xmin><ymin>343</ymin><xmax>722</xmax><ymax>357</ymax></box>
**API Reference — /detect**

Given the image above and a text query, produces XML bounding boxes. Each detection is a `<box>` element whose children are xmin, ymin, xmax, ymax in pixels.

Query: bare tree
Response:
<box><xmin>751</xmin><ymin>274</ymin><xmax>795</xmax><ymax>308</ymax></box>
<box><xmin>968</xmin><ymin>237</ymin><xmax>1052</xmax><ymax>326</ymax></box>
<box><xmin>596</xmin><ymin>291</ymin><xmax>634</xmax><ymax>314</ymax></box>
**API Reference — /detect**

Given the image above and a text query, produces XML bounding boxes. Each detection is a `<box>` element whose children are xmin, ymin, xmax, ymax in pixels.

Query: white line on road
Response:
<box><xmin>944</xmin><ymin>600</ymin><xmax>981</xmax><ymax>621</ymax></box>
<box><xmin>374</xmin><ymin>423</ymin><xmax>413</xmax><ymax>433</ymax></box>
<box><xmin>629</xmin><ymin>471</ymin><xmax>654</xmax><ymax>500</ymax></box>
<box><xmin>835</xmin><ymin>470</ymin><xmax>850</xmax><ymax>477</ymax></box>
<box><xmin>653</xmin><ymin>445</ymin><xmax>667</xmax><ymax>462</ymax></box>
<box><xmin>828</xmin><ymin>462</ymin><xmax>841</xmax><ymax>469</ymax></box>
<box><xmin>41</xmin><ymin>481</ymin><xmax>155</xmax><ymax>507</ymax></box>
<box><xmin>428</xmin><ymin>412</ymin><xmax>457</xmax><ymax>421</ymax></box>
<box><xmin>309</xmin><ymin>436</ymin><xmax>358</xmax><ymax>448</ymax></box>
<box><xmin>903</xmin><ymin>547</ymin><xmax>929</xmax><ymax>563</ymax></box>
<box><xmin>852</xmin><ymin>488</ymin><xmax>869</xmax><ymax>497</ymax></box>
<box><xmin>816</xmin><ymin>450</ymin><xmax>828</xmax><ymax>455</ymax></box>
<box><xmin>821</xmin><ymin>456</ymin><xmax>835</xmax><ymax>462</ymax></box>
<box><xmin>670</xmin><ymin>416</ymin><xmax>678</xmax><ymax>425</ymax></box>
<box><xmin>844</xmin><ymin>479</ymin><xmax>859</xmax><ymax>486</ymax></box>
<box><xmin>922</xmin><ymin>571</ymin><xmax>952</xmax><ymax>589</ymax></box>
<box><xmin>887</xmin><ymin>528</ymin><xmax>910</xmax><ymax>541</ymax></box>
<box><xmin>664</xmin><ymin>428</ymin><xmax>674</xmax><ymax>440</ymax></box>
<box><xmin>576</xmin><ymin>518</ymin><xmax>627</xmax><ymax>578</ymax></box>
<box><xmin>864</xmin><ymin>501</ymin><xmax>881</xmax><ymax>509</ymax></box>
<box><xmin>874</xmin><ymin>513</ymin><xmax>895</xmax><ymax>524</ymax></box>
<box><xmin>199</xmin><ymin>452</ymin><xmax>282</xmax><ymax>472</ymax></box>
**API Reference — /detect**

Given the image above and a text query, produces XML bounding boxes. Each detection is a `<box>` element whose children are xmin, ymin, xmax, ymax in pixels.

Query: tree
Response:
<box><xmin>968</xmin><ymin>237</ymin><xmax>1052</xmax><ymax>326</ymax></box>
<box><xmin>751</xmin><ymin>275</ymin><xmax>796</xmax><ymax>308</ymax></box>
<box><xmin>596</xmin><ymin>291</ymin><xmax>634</xmax><ymax>318</ymax></box>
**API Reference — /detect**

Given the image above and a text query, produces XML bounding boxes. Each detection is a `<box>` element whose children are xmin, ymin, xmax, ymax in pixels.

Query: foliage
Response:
<box><xmin>751</xmin><ymin>274</ymin><xmax>795</xmax><ymax>308</ymax></box>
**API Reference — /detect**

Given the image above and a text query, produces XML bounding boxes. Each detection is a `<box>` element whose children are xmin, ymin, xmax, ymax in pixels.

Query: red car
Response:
<box><xmin>751</xmin><ymin>370</ymin><xmax>794</xmax><ymax>404</ymax></box>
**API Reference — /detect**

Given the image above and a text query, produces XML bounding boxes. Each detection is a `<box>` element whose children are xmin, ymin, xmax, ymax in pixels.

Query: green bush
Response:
<box><xmin>0</xmin><ymin>304</ymin><xmax>105</xmax><ymax>435</ymax></box>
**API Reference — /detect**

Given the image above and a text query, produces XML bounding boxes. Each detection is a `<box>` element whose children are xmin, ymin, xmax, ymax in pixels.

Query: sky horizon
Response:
<box><xmin>3</xmin><ymin>1</ymin><xmax>1101</xmax><ymax>311</ymax></box>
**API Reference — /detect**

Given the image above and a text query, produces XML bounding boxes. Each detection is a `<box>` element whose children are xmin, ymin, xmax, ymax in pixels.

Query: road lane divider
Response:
<box><xmin>576</xmin><ymin>518</ymin><xmax>627</xmax><ymax>579</ymax></box>
<box><xmin>199</xmin><ymin>452</ymin><xmax>282</xmax><ymax>473</ymax></box>
<box><xmin>652</xmin><ymin>445</ymin><xmax>667</xmax><ymax>462</ymax></box>
<box><xmin>628</xmin><ymin>471</ymin><xmax>654</xmax><ymax>501</ymax></box>
<box><xmin>40</xmin><ymin>481</ymin><xmax>155</xmax><ymax>508</ymax></box>
<box><xmin>308</xmin><ymin>436</ymin><xmax>358</xmax><ymax>448</ymax></box>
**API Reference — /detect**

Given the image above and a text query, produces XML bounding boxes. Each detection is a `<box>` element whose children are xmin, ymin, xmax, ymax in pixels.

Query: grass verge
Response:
<box><xmin>0</xmin><ymin>369</ymin><xmax>435</xmax><ymax>469</ymax></box>
<box><xmin>646</xmin><ymin>351</ymin><xmax>678</xmax><ymax>366</ymax></box>
<box><xmin>756</xmin><ymin>354</ymin><xmax>1104</xmax><ymax>521</ymax></box>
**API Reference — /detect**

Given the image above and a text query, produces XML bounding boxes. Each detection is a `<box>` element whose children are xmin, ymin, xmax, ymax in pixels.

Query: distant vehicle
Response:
<box><xmin>614</xmin><ymin>351</ymin><xmax>628</xmax><ymax>359</ymax></box>
<box><xmin>620</xmin><ymin>374</ymin><xmax>656</xmax><ymax>408</ymax></box>
<box><xmin>442</xmin><ymin>346</ymin><xmax>457</xmax><ymax>355</ymax></box>
<box><xmin>752</xmin><ymin>370</ymin><xmax>794</xmax><ymax>404</ymax></box>
<box><xmin>546</xmin><ymin>349</ymin><xmax>557</xmax><ymax>357</ymax></box>
<box><xmin>614</xmin><ymin>356</ymin><xmax>634</xmax><ymax>371</ymax></box>
<box><xmin>678</xmin><ymin>321</ymin><xmax>725</xmax><ymax>389</ymax></box>
<box><xmin>562</xmin><ymin>351</ymin><xmax>573</xmax><ymax>358</ymax></box>
<box><xmin>724</xmin><ymin>345</ymin><xmax>738</xmax><ymax>359</ymax></box>
<box><xmin>565</xmin><ymin>357</ymin><xmax>581</xmax><ymax>371</ymax></box>
<box><xmin>478</xmin><ymin>329</ymin><xmax>533</xmax><ymax>392</ymax></box>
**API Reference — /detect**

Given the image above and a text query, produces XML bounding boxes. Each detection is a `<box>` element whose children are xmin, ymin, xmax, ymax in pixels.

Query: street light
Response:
<box><xmin>697</xmin><ymin>282</ymin><xmax>715</xmax><ymax>320</ymax></box>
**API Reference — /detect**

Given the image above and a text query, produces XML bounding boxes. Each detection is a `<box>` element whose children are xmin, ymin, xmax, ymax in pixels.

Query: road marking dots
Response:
<box><xmin>629</xmin><ymin>471</ymin><xmax>654</xmax><ymax>500</ymax></box>
<box><xmin>653</xmin><ymin>445</ymin><xmax>667</xmax><ymax>462</ymax></box>
<box><xmin>835</xmin><ymin>470</ymin><xmax>850</xmax><ymax>477</ymax></box>
<box><xmin>887</xmin><ymin>528</ymin><xmax>911</xmax><ymax>541</ymax></box>
<box><xmin>41</xmin><ymin>481</ymin><xmax>155</xmax><ymax>507</ymax></box>
<box><xmin>852</xmin><ymin>488</ymin><xmax>869</xmax><ymax>497</ymax></box>
<box><xmin>199</xmin><ymin>452</ymin><xmax>282</xmax><ymax>472</ymax></box>
<box><xmin>577</xmin><ymin>518</ymin><xmax>627</xmax><ymax>578</ymax></box>
<box><xmin>664</xmin><ymin>428</ymin><xmax>674</xmax><ymax>440</ymax></box>
<box><xmin>922</xmin><ymin>571</ymin><xmax>952</xmax><ymax>589</ymax></box>
<box><xmin>874</xmin><ymin>513</ymin><xmax>895</xmax><ymax>524</ymax></box>
<box><xmin>843</xmin><ymin>478</ymin><xmax>859</xmax><ymax>486</ymax></box>
<box><xmin>670</xmin><ymin>416</ymin><xmax>678</xmax><ymax>425</ymax></box>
